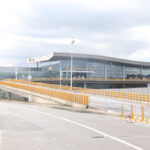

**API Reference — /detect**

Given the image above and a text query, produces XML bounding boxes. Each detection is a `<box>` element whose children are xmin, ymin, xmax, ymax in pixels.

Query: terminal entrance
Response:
<box><xmin>72</xmin><ymin>72</ymin><xmax>87</xmax><ymax>79</ymax></box>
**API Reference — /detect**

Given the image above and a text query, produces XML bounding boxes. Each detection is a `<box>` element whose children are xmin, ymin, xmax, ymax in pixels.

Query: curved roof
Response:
<box><xmin>27</xmin><ymin>52</ymin><xmax>150</xmax><ymax>67</ymax></box>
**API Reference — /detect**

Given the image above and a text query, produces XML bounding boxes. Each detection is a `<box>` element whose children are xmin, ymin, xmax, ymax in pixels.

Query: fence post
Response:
<box><xmin>141</xmin><ymin>106</ymin><xmax>144</xmax><ymax>122</ymax></box>
<box><xmin>131</xmin><ymin>104</ymin><xmax>134</xmax><ymax>119</ymax></box>
<box><xmin>121</xmin><ymin>104</ymin><xmax>124</xmax><ymax>118</ymax></box>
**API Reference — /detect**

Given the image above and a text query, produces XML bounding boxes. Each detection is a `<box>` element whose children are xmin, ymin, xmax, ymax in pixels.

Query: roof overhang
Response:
<box><xmin>27</xmin><ymin>52</ymin><xmax>54</xmax><ymax>63</ymax></box>
<box><xmin>27</xmin><ymin>52</ymin><xmax>150</xmax><ymax>67</ymax></box>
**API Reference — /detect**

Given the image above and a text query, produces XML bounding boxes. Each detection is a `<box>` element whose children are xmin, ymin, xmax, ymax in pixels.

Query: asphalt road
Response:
<box><xmin>0</xmin><ymin>100</ymin><xmax>149</xmax><ymax>150</ymax></box>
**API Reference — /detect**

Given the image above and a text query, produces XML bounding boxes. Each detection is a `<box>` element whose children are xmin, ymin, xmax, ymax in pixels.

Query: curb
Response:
<box><xmin>0</xmin><ymin>99</ymin><xmax>121</xmax><ymax>118</ymax></box>
<box><xmin>122</xmin><ymin>116</ymin><xmax>150</xmax><ymax>125</ymax></box>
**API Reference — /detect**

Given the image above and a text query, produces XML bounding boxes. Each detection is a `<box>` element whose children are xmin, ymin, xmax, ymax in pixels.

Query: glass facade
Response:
<box><xmin>87</xmin><ymin>62</ymin><xmax>105</xmax><ymax>78</ymax></box>
<box><xmin>1</xmin><ymin>57</ymin><xmax>150</xmax><ymax>81</ymax></box>
<box><xmin>141</xmin><ymin>67</ymin><xmax>150</xmax><ymax>75</ymax></box>
<box><xmin>125</xmin><ymin>65</ymin><xmax>140</xmax><ymax>76</ymax></box>
<box><xmin>38</xmin><ymin>58</ymin><xmax>150</xmax><ymax>79</ymax></box>
<box><xmin>107</xmin><ymin>63</ymin><xmax>123</xmax><ymax>78</ymax></box>
<box><xmin>0</xmin><ymin>67</ymin><xmax>41</xmax><ymax>81</ymax></box>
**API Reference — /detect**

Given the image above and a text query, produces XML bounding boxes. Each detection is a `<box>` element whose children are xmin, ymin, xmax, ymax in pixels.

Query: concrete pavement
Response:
<box><xmin>90</xmin><ymin>96</ymin><xmax>150</xmax><ymax>119</ymax></box>
<box><xmin>0</xmin><ymin>100</ymin><xmax>149</xmax><ymax>150</ymax></box>
<box><xmin>4</xmin><ymin>80</ymin><xmax>150</xmax><ymax>118</ymax></box>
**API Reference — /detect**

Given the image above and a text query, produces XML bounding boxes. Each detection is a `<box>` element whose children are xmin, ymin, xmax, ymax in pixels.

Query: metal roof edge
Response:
<box><xmin>27</xmin><ymin>52</ymin><xmax>150</xmax><ymax>67</ymax></box>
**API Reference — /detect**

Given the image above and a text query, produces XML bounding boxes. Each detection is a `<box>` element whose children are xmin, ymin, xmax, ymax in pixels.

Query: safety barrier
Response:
<box><xmin>6</xmin><ymin>79</ymin><xmax>72</xmax><ymax>91</ymax></box>
<box><xmin>31</xmin><ymin>77</ymin><xmax>150</xmax><ymax>81</ymax></box>
<box><xmin>5</xmin><ymin>79</ymin><xmax>150</xmax><ymax>104</ymax></box>
<box><xmin>121</xmin><ymin>104</ymin><xmax>150</xmax><ymax>124</ymax></box>
<box><xmin>0</xmin><ymin>81</ymin><xmax>88</xmax><ymax>106</ymax></box>
<box><xmin>74</xmin><ymin>89</ymin><xmax>150</xmax><ymax>104</ymax></box>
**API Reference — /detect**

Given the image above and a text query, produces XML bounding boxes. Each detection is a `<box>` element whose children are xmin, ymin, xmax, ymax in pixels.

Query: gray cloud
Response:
<box><xmin>1</xmin><ymin>0</ymin><xmax>150</xmax><ymax>66</ymax></box>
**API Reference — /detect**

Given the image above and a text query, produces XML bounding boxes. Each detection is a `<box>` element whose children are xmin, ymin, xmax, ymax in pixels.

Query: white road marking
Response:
<box><xmin>26</xmin><ymin>108</ymin><xmax>143</xmax><ymax>150</ymax></box>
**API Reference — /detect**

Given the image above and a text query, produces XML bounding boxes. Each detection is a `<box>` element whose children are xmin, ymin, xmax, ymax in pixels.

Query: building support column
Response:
<box><xmin>36</xmin><ymin>62</ymin><xmax>39</xmax><ymax>68</ymax></box>
<box><xmin>140</xmin><ymin>66</ymin><xmax>142</xmax><ymax>75</ymax></box>
<box><xmin>0</xmin><ymin>89</ymin><xmax>2</xmax><ymax>99</ymax></box>
<box><xmin>24</xmin><ymin>97</ymin><xmax>28</xmax><ymax>101</ymax></box>
<box><xmin>66</xmin><ymin>60</ymin><xmax>68</xmax><ymax>79</ymax></box>
<box><xmin>84</xmin><ymin>82</ymin><xmax>87</xmax><ymax>89</ymax></box>
<box><xmin>123</xmin><ymin>65</ymin><xmax>125</xmax><ymax>80</ymax></box>
<box><xmin>104</xmin><ymin>63</ymin><xmax>107</xmax><ymax>80</ymax></box>
<box><xmin>8</xmin><ymin>92</ymin><xmax>12</xmax><ymax>100</ymax></box>
<box><xmin>147</xmin><ymin>83</ymin><xmax>150</xmax><ymax>88</ymax></box>
<box><xmin>28</xmin><ymin>95</ymin><xmax>32</xmax><ymax>102</ymax></box>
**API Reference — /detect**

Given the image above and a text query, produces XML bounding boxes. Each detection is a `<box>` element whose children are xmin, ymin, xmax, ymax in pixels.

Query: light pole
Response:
<box><xmin>15</xmin><ymin>67</ymin><xmax>18</xmax><ymax>80</ymax></box>
<box><xmin>60</xmin><ymin>61</ymin><xmax>62</xmax><ymax>88</ymax></box>
<box><xmin>28</xmin><ymin>62</ymin><xmax>32</xmax><ymax>83</ymax></box>
<box><xmin>27</xmin><ymin>62</ymin><xmax>31</xmax><ymax>102</ymax></box>
<box><xmin>28</xmin><ymin>63</ymin><xmax>31</xmax><ymax>82</ymax></box>
<box><xmin>70</xmin><ymin>37</ymin><xmax>75</xmax><ymax>90</ymax></box>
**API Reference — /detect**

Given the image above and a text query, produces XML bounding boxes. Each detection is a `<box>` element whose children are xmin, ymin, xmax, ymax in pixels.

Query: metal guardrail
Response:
<box><xmin>121</xmin><ymin>104</ymin><xmax>150</xmax><ymax>124</ymax></box>
<box><xmin>0</xmin><ymin>81</ymin><xmax>88</xmax><ymax>106</ymax></box>
<box><xmin>5</xmin><ymin>79</ymin><xmax>150</xmax><ymax>104</ymax></box>
<box><xmin>6</xmin><ymin>79</ymin><xmax>72</xmax><ymax>90</ymax></box>
<box><xmin>31</xmin><ymin>77</ymin><xmax>150</xmax><ymax>81</ymax></box>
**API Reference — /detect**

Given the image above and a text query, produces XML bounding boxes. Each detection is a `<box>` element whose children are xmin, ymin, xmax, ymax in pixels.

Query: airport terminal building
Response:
<box><xmin>1</xmin><ymin>52</ymin><xmax>150</xmax><ymax>88</ymax></box>
<box><xmin>26</xmin><ymin>52</ymin><xmax>150</xmax><ymax>88</ymax></box>
<box><xmin>28</xmin><ymin>52</ymin><xmax>150</xmax><ymax>79</ymax></box>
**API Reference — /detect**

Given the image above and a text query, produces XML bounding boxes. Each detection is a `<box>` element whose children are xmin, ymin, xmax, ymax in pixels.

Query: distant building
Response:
<box><xmin>0</xmin><ymin>67</ymin><xmax>41</xmax><ymax>81</ymax></box>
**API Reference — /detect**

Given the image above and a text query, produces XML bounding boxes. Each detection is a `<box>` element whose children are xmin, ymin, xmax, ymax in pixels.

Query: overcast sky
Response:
<box><xmin>0</xmin><ymin>0</ymin><xmax>150</xmax><ymax>66</ymax></box>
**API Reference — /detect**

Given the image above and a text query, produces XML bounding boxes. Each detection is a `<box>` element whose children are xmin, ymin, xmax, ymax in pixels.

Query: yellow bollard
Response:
<box><xmin>141</xmin><ymin>106</ymin><xmax>144</xmax><ymax>122</ymax></box>
<box><xmin>130</xmin><ymin>93</ymin><xmax>132</xmax><ymax>100</ymax></box>
<box><xmin>121</xmin><ymin>104</ymin><xmax>124</xmax><ymax>118</ymax></box>
<box><xmin>131</xmin><ymin>105</ymin><xmax>134</xmax><ymax>119</ymax></box>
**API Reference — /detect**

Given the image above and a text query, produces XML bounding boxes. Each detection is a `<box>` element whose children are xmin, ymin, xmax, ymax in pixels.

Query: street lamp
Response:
<box><xmin>27</xmin><ymin>60</ymin><xmax>32</xmax><ymax>102</ymax></box>
<box><xmin>15</xmin><ymin>67</ymin><xmax>18</xmax><ymax>80</ymax></box>
<box><xmin>70</xmin><ymin>37</ymin><xmax>75</xmax><ymax>90</ymax></box>
<box><xmin>59</xmin><ymin>61</ymin><xmax>62</xmax><ymax>88</ymax></box>
<box><xmin>28</xmin><ymin>62</ymin><xmax>32</xmax><ymax>82</ymax></box>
